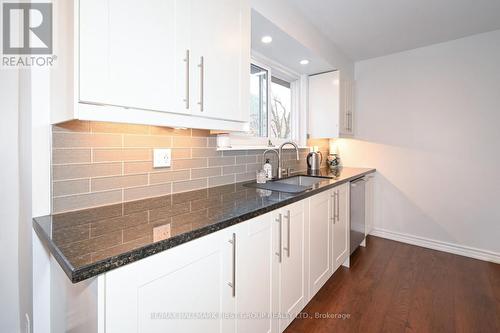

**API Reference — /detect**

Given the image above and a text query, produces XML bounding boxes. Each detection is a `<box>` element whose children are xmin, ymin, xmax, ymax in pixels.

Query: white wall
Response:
<box><xmin>339</xmin><ymin>30</ymin><xmax>500</xmax><ymax>260</ymax></box>
<box><xmin>0</xmin><ymin>69</ymin><xmax>35</xmax><ymax>333</ymax></box>
<box><xmin>31</xmin><ymin>67</ymin><xmax>52</xmax><ymax>333</ymax></box>
<box><xmin>0</xmin><ymin>68</ymin><xmax>22</xmax><ymax>333</ymax></box>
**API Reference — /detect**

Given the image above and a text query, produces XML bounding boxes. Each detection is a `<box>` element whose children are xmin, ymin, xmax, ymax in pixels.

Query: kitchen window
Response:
<box><xmin>250</xmin><ymin>62</ymin><xmax>294</xmax><ymax>140</ymax></box>
<box><xmin>250</xmin><ymin>64</ymin><xmax>269</xmax><ymax>137</ymax></box>
<box><xmin>248</xmin><ymin>60</ymin><xmax>300</xmax><ymax>143</ymax></box>
<box><xmin>219</xmin><ymin>57</ymin><xmax>306</xmax><ymax>150</ymax></box>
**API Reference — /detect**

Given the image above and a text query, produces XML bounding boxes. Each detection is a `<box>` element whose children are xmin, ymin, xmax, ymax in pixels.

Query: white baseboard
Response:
<box><xmin>370</xmin><ymin>228</ymin><xmax>500</xmax><ymax>264</ymax></box>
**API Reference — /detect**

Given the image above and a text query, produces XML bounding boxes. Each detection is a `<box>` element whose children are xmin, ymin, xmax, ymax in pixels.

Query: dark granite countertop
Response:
<box><xmin>33</xmin><ymin>167</ymin><xmax>375</xmax><ymax>283</ymax></box>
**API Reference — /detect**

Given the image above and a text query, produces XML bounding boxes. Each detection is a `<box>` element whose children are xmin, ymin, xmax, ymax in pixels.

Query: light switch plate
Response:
<box><xmin>153</xmin><ymin>224</ymin><xmax>171</xmax><ymax>242</ymax></box>
<box><xmin>153</xmin><ymin>148</ymin><xmax>171</xmax><ymax>168</ymax></box>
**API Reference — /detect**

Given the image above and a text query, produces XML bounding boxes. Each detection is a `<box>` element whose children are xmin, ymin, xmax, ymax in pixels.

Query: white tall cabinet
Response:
<box><xmin>52</xmin><ymin>0</ymin><xmax>250</xmax><ymax>131</ymax></box>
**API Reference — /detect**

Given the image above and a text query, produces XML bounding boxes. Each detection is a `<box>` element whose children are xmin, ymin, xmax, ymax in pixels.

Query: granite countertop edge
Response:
<box><xmin>33</xmin><ymin>168</ymin><xmax>375</xmax><ymax>283</ymax></box>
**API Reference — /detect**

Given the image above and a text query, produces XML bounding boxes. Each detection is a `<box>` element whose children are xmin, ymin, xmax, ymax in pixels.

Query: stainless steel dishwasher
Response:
<box><xmin>350</xmin><ymin>177</ymin><xmax>366</xmax><ymax>254</ymax></box>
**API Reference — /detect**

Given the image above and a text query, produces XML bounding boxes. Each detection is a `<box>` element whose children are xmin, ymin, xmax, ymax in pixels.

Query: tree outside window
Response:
<box><xmin>270</xmin><ymin>77</ymin><xmax>291</xmax><ymax>139</ymax></box>
<box><xmin>249</xmin><ymin>63</ymin><xmax>292</xmax><ymax>139</ymax></box>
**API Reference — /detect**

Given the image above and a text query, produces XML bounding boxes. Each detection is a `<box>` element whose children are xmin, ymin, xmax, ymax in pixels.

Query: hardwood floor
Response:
<box><xmin>285</xmin><ymin>236</ymin><xmax>500</xmax><ymax>333</ymax></box>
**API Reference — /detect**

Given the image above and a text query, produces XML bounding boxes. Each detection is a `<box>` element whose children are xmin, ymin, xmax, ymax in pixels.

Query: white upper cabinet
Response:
<box><xmin>80</xmin><ymin>0</ymin><xmax>188</xmax><ymax>113</ymax></box>
<box><xmin>339</xmin><ymin>78</ymin><xmax>355</xmax><ymax>136</ymax></box>
<box><xmin>189</xmin><ymin>0</ymin><xmax>250</xmax><ymax>122</ymax></box>
<box><xmin>52</xmin><ymin>0</ymin><xmax>250</xmax><ymax>131</ymax></box>
<box><xmin>308</xmin><ymin>71</ymin><xmax>340</xmax><ymax>138</ymax></box>
<box><xmin>308</xmin><ymin>71</ymin><xmax>355</xmax><ymax>138</ymax></box>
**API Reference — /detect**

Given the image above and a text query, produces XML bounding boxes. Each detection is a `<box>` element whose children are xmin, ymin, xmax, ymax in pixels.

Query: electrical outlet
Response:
<box><xmin>153</xmin><ymin>148</ymin><xmax>171</xmax><ymax>168</ymax></box>
<box><xmin>153</xmin><ymin>224</ymin><xmax>171</xmax><ymax>242</ymax></box>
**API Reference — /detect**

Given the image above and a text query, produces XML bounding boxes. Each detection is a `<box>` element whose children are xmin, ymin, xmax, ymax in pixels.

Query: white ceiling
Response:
<box><xmin>251</xmin><ymin>10</ymin><xmax>334</xmax><ymax>75</ymax></box>
<box><xmin>289</xmin><ymin>0</ymin><xmax>500</xmax><ymax>61</ymax></box>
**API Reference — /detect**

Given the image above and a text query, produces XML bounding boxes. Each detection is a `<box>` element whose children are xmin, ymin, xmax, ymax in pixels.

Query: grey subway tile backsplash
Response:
<box><xmin>51</xmin><ymin>120</ymin><xmax>328</xmax><ymax>213</ymax></box>
<box><xmin>52</xmin><ymin>149</ymin><xmax>92</xmax><ymax>164</ymax></box>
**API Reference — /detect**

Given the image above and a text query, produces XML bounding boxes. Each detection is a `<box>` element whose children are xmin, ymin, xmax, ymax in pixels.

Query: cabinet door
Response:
<box><xmin>333</xmin><ymin>183</ymin><xmax>350</xmax><ymax>271</ymax></box>
<box><xmin>236</xmin><ymin>213</ymin><xmax>273</xmax><ymax>333</ymax></box>
<box><xmin>276</xmin><ymin>201</ymin><xmax>306</xmax><ymax>332</ymax></box>
<box><xmin>79</xmin><ymin>0</ymin><xmax>110</xmax><ymax>104</ymax></box>
<box><xmin>80</xmin><ymin>0</ymin><xmax>189</xmax><ymax>113</ymax></box>
<box><xmin>339</xmin><ymin>79</ymin><xmax>355</xmax><ymax>136</ymax></box>
<box><xmin>189</xmin><ymin>0</ymin><xmax>250</xmax><ymax>121</ymax></box>
<box><xmin>308</xmin><ymin>71</ymin><xmax>340</xmax><ymax>138</ymax></box>
<box><xmin>105</xmin><ymin>229</ymin><xmax>235</xmax><ymax>333</ymax></box>
<box><xmin>308</xmin><ymin>190</ymin><xmax>333</xmax><ymax>297</ymax></box>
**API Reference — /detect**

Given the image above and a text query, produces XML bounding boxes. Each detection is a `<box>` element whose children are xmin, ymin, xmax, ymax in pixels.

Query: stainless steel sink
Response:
<box><xmin>273</xmin><ymin>175</ymin><xmax>329</xmax><ymax>187</ymax></box>
<box><xmin>244</xmin><ymin>175</ymin><xmax>331</xmax><ymax>193</ymax></box>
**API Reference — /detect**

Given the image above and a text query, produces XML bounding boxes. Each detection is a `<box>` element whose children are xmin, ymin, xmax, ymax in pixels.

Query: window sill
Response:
<box><xmin>216</xmin><ymin>145</ymin><xmax>309</xmax><ymax>151</ymax></box>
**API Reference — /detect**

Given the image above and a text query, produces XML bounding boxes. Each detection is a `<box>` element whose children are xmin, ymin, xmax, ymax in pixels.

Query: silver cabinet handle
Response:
<box><xmin>183</xmin><ymin>50</ymin><xmax>190</xmax><ymax>109</ymax></box>
<box><xmin>198</xmin><ymin>56</ymin><xmax>204</xmax><ymax>111</ymax></box>
<box><xmin>227</xmin><ymin>233</ymin><xmax>236</xmax><ymax>297</ymax></box>
<box><xmin>275</xmin><ymin>214</ymin><xmax>282</xmax><ymax>262</ymax></box>
<box><xmin>333</xmin><ymin>191</ymin><xmax>338</xmax><ymax>224</ymax></box>
<box><xmin>330</xmin><ymin>193</ymin><xmax>336</xmax><ymax>223</ymax></box>
<box><xmin>336</xmin><ymin>190</ymin><xmax>340</xmax><ymax>222</ymax></box>
<box><xmin>283</xmin><ymin>210</ymin><xmax>291</xmax><ymax>258</ymax></box>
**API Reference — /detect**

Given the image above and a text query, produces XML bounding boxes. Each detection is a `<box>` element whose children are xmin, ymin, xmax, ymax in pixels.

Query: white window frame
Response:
<box><xmin>224</xmin><ymin>52</ymin><xmax>307</xmax><ymax>149</ymax></box>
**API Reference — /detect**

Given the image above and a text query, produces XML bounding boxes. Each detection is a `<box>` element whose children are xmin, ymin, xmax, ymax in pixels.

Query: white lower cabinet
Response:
<box><xmin>236</xmin><ymin>213</ymin><xmax>274</xmax><ymax>333</ymax></box>
<box><xmin>306</xmin><ymin>183</ymin><xmax>350</xmax><ymax>302</ymax></box>
<box><xmin>102</xmin><ymin>182</ymin><xmax>359</xmax><ymax>333</ymax></box>
<box><xmin>104</xmin><ymin>228</ymin><xmax>237</xmax><ymax>333</ymax></box>
<box><xmin>308</xmin><ymin>190</ymin><xmax>333</xmax><ymax>297</ymax></box>
<box><xmin>273</xmin><ymin>201</ymin><xmax>307</xmax><ymax>332</ymax></box>
<box><xmin>332</xmin><ymin>183</ymin><xmax>350</xmax><ymax>271</ymax></box>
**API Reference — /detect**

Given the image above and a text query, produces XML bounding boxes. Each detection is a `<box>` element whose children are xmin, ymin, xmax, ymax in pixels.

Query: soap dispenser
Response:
<box><xmin>263</xmin><ymin>158</ymin><xmax>273</xmax><ymax>179</ymax></box>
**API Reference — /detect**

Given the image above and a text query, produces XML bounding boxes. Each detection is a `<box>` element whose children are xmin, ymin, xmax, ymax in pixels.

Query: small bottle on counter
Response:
<box><xmin>263</xmin><ymin>158</ymin><xmax>273</xmax><ymax>179</ymax></box>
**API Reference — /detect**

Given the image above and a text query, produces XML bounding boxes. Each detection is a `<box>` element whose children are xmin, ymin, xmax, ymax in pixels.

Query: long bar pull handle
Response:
<box><xmin>335</xmin><ymin>191</ymin><xmax>339</xmax><ymax>223</ymax></box>
<box><xmin>344</xmin><ymin>81</ymin><xmax>350</xmax><ymax>132</ymax></box>
<box><xmin>332</xmin><ymin>192</ymin><xmax>337</xmax><ymax>224</ymax></box>
<box><xmin>275</xmin><ymin>214</ymin><xmax>282</xmax><ymax>262</ymax></box>
<box><xmin>198</xmin><ymin>56</ymin><xmax>204</xmax><ymax>112</ymax></box>
<box><xmin>228</xmin><ymin>233</ymin><xmax>236</xmax><ymax>297</ymax></box>
<box><xmin>331</xmin><ymin>191</ymin><xmax>337</xmax><ymax>224</ymax></box>
<box><xmin>283</xmin><ymin>210</ymin><xmax>291</xmax><ymax>258</ymax></box>
<box><xmin>183</xmin><ymin>50</ymin><xmax>190</xmax><ymax>109</ymax></box>
<box><xmin>336</xmin><ymin>190</ymin><xmax>340</xmax><ymax>222</ymax></box>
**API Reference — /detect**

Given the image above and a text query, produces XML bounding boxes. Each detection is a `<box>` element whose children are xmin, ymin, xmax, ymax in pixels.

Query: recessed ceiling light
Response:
<box><xmin>261</xmin><ymin>36</ymin><xmax>273</xmax><ymax>44</ymax></box>
<box><xmin>300</xmin><ymin>59</ymin><xmax>309</xmax><ymax>65</ymax></box>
